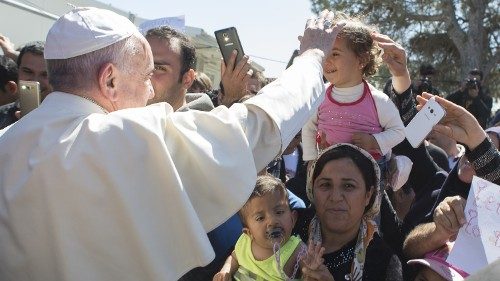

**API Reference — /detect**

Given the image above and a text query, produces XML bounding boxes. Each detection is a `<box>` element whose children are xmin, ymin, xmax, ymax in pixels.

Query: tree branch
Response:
<box><xmin>484</xmin><ymin>49</ymin><xmax>500</xmax><ymax>81</ymax></box>
<box><xmin>439</xmin><ymin>0</ymin><xmax>468</xmax><ymax>57</ymax></box>
<box><xmin>405</xmin><ymin>13</ymin><xmax>445</xmax><ymax>22</ymax></box>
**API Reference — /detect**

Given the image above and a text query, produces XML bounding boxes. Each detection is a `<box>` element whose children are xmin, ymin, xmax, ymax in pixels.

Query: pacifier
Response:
<box><xmin>266</xmin><ymin>227</ymin><xmax>284</xmax><ymax>240</ymax></box>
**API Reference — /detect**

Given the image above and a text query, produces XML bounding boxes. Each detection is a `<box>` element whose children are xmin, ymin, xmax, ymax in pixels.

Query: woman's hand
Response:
<box><xmin>417</xmin><ymin>92</ymin><xmax>487</xmax><ymax>150</ymax></box>
<box><xmin>301</xmin><ymin>240</ymin><xmax>334</xmax><ymax>281</ymax></box>
<box><xmin>212</xmin><ymin>271</ymin><xmax>231</xmax><ymax>281</ymax></box>
<box><xmin>372</xmin><ymin>33</ymin><xmax>410</xmax><ymax>94</ymax></box>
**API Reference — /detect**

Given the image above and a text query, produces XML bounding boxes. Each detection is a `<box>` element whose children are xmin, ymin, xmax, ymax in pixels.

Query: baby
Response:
<box><xmin>213</xmin><ymin>175</ymin><xmax>306</xmax><ymax>280</ymax></box>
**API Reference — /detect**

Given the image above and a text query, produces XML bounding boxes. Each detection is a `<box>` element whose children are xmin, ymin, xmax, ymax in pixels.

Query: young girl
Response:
<box><xmin>302</xmin><ymin>13</ymin><xmax>405</xmax><ymax>163</ymax></box>
<box><xmin>213</xmin><ymin>175</ymin><xmax>307</xmax><ymax>280</ymax></box>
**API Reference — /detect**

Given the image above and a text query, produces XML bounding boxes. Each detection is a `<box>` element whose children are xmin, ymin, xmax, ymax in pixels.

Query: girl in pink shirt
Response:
<box><xmin>302</xmin><ymin>13</ymin><xmax>404</xmax><ymax>162</ymax></box>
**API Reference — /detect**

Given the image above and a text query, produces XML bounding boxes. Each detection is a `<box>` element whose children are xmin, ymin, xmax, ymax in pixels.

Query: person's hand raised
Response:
<box><xmin>0</xmin><ymin>34</ymin><xmax>19</xmax><ymax>60</ymax></box>
<box><xmin>433</xmin><ymin>195</ymin><xmax>467</xmax><ymax>239</ymax></box>
<box><xmin>298</xmin><ymin>10</ymin><xmax>345</xmax><ymax>61</ymax></box>
<box><xmin>417</xmin><ymin>92</ymin><xmax>487</xmax><ymax>150</ymax></box>
<box><xmin>219</xmin><ymin>50</ymin><xmax>252</xmax><ymax>106</ymax></box>
<box><xmin>301</xmin><ymin>240</ymin><xmax>333</xmax><ymax>281</ymax></box>
<box><xmin>372</xmin><ymin>33</ymin><xmax>410</xmax><ymax>93</ymax></box>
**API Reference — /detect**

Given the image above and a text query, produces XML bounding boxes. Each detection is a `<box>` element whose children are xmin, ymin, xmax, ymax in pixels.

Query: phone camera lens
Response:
<box><xmin>222</xmin><ymin>33</ymin><xmax>228</xmax><ymax>38</ymax></box>
<box><xmin>430</xmin><ymin>109</ymin><xmax>434</xmax><ymax>114</ymax></box>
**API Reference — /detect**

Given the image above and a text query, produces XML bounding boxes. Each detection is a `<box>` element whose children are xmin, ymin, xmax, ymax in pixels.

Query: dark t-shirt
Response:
<box><xmin>0</xmin><ymin>101</ymin><xmax>18</xmax><ymax>129</ymax></box>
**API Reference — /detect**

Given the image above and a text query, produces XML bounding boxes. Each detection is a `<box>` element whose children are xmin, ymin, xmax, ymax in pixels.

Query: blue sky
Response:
<box><xmin>102</xmin><ymin>0</ymin><xmax>315</xmax><ymax>78</ymax></box>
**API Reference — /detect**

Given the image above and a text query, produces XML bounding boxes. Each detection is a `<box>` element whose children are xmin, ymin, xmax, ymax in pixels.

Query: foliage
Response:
<box><xmin>309</xmin><ymin>0</ymin><xmax>499</xmax><ymax>98</ymax></box>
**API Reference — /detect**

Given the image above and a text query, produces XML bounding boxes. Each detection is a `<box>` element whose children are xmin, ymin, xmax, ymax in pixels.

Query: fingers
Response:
<box><xmin>225</xmin><ymin>50</ymin><xmax>238</xmax><ymax>75</ymax></box>
<box><xmin>371</xmin><ymin>32</ymin><xmax>394</xmax><ymax>44</ymax></box>
<box><xmin>233</xmin><ymin>55</ymin><xmax>251</xmax><ymax>79</ymax></box>
<box><xmin>220</xmin><ymin>58</ymin><xmax>226</xmax><ymax>76</ymax></box>
<box><xmin>448</xmin><ymin>196</ymin><xmax>467</xmax><ymax>225</ymax></box>
<box><xmin>316</xmin><ymin>10</ymin><xmax>330</xmax><ymax>29</ymax></box>
<box><xmin>434</xmin><ymin>196</ymin><xmax>466</xmax><ymax>234</ymax></box>
<box><xmin>306</xmin><ymin>17</ymin><xmax>316</xmax><ymax>29</ymax></box>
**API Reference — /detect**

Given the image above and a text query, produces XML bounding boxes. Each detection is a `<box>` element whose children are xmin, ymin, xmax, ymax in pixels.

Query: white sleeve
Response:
<box><xmin>371</xmin><ymin>88</ymin><xmax>405</xmax><ymax>155</ymax></box>
<box><xmin>302</xmin><ymin>113</ymin><xmax>319</xmax><ymax>161</ymax></box>
<box><xmin>228</xmin><ymin>51</ymin><xmax>325</xmax><ymax>171</ymax></box>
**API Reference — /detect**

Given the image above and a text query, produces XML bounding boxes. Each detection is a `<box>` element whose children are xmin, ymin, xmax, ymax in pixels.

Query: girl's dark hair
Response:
<box><xmin>312</xmin><ymin>145</ymin><xmax>378</xmax><ymax>213</ymax></box>
<box><xmin>333</xmin><ymin>13</ymin><xmax>382</xmax><ymax>77</ymax></box>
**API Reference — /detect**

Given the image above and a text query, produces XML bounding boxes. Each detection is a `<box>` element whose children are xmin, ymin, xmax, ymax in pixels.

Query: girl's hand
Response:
<box><xmin>352</xmin><ymin>132</ymin><xmax>380</xmax><ymax>152</ymax></box>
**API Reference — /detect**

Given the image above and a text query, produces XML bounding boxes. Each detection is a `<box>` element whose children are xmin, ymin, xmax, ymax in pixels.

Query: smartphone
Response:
<box><xmin>214</xmin><ymin>27</ymin><xmax>245</xmax><ymax>66</ymax></box>
<box><xmin>285</xmin><ymin>49</ymin><xmax>299</xmax><ymax>69</ymax></box>
<box><xmin>404</xmin><ymin>96</ymin><xmax>446</xmax><ymax>148</ymax></box>
<box><xmin>19</xmin><ymin>80</ymin><xmax>41</xmax><ymax>116</ymax></box>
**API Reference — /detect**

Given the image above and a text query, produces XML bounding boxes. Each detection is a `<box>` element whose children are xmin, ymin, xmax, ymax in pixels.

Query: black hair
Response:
<box><xmin>0</xmin><ymin>55</ymin><xmax>18</xmax><ymax>90</ymax></box>
<box><xmin>419</xmin><ymin>64</ymin><xmax>436</xmax><ymax>76</ymax></box>
<box><xmin>312</xmin><ymin>145</ymin><xmax>377</xmax><ymax>213</ymax></box>
<box><xmin>469</xmin><ymin>68</ymin><xmax>483</xmax><ymax>80</ymax></box>
<box><xmin>17</xmin><ymin>41</ymin><xmax>45</xmax><ymax>66</ymax></box>
<box><xmin>146</xmin><ymin>26</ymin><xmax>196</xmax><ymax>81</ymax></box>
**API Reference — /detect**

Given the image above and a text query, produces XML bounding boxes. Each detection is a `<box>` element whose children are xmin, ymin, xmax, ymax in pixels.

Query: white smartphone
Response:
<box><xmin>19</xmin><ymin>80</ymin><xmax>41</xmax><ymax>116</ymax></box>
<box><xmin>404</xmin><ymin>96</ymin><xmax>446</xmax><ymax>148</ymax></box>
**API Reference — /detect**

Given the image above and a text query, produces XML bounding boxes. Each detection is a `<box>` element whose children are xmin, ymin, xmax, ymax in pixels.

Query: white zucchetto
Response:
<box><xmin>44</xmin><ymin>7</ymin><xmax>140</xmax><ymax>59</ymax></box>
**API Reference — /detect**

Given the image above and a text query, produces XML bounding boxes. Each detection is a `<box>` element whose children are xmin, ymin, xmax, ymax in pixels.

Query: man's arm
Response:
<box><xmin>229</xmin><ymin>12</ymin><xmax>345</xmax><ymax>171</ymax></box>
<box><xmin>0</xmin><ymin>34</ymin><xmax>19</xmax><ymax>61</ymax></box>
<box><xmin>403</xmin><ymin>196</ymin><xmax>466</xmax><ymax>258</ymax></box>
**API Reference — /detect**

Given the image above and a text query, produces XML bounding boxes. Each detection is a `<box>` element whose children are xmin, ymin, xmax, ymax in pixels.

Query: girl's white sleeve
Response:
<box><xmin>371</xmin><ymin>89</ymin><xmax>405</xmax><ymax>155</ymax></box>
<box><xmin>302</xmin><ymin>112</ymin><xmax>319</xmax><ymax>161</ymax></box>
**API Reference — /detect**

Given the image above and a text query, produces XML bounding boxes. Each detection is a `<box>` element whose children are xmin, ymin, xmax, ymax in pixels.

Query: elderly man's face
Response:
<box><xmin>18</xmin><ymin>52</ymin><xmax>52</xmax><ymax>100</ymax></box>
<box><xmin>116</xmin><ymin>37</ymin><xmax>155</xmax><ymax>108</ymax></box>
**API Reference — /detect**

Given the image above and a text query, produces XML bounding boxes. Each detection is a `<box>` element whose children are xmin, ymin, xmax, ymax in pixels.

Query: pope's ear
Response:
<box><xmin>98</xmin><ymin>62</ymin><xmax>119</xmax><ymax>101</ymax></box>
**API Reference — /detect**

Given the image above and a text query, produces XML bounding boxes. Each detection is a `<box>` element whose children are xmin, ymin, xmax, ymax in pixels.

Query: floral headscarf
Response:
<box><xmin>306</xmin><ymin>143</ymin><xmax>381</xmax><ymax>218</ymax></box>
<box><xmin>306</xmin><ymin>143</ymin><xmax>381</xmax><ymax>281</ymax></box>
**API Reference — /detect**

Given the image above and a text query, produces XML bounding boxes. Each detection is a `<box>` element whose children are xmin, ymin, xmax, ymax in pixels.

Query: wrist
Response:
<box><xmin>3</xmin><ymin>49</ymin><xmax>19</xmax><ymax>61</ymax></box>
<box><xmin>433</xmin><ymin>223</ymin><xmax>455</xmax><ymax>244</ymax></box>
<box><xmin>299</xmin><ymin>49</ymin><xmax>325</xmax><ymax>63</ymax></box>
<box><xmin>392</xmin><ymin>70</ymin><xmax>411</xmax><ymax>94</ymax></box>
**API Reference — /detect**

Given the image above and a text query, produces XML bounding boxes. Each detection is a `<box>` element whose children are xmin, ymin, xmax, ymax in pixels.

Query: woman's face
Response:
<box><xmin>313</xmin><ymin>157</ymin><xmax>373</xmax><ymax>235</ymax></box>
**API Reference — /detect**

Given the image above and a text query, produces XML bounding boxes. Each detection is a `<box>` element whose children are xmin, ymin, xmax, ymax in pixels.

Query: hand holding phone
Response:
<box><xmin>404</xmin><ymin>96</ymin><xmax>446</xmax><ymax>148</ymax></box>
<box><xmin>19</xmin><ymin>80</ymin><xmax>41</xmax><ymax>116</ymax></box>
<box><xmin>214</xmin><ymin>27</ymin><xmax>245</xmax><ymax>67</ymax></box>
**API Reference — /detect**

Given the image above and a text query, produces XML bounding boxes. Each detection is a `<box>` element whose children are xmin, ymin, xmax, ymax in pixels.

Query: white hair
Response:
<box><xmin>47</xmin><ymin>35</ymin><xmax>144</xmax><ymax>92</ymax></box>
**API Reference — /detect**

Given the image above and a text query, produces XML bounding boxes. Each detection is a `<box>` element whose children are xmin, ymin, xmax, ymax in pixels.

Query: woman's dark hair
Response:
<box><xmin>312</xmin><ymin>145</ymin><xmax>378</xmax><ymax>213</ymax></box>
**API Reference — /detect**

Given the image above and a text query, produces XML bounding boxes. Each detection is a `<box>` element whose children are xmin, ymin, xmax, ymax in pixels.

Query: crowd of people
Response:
<box><xmin>0</xmin><ymin>6</ymin><xmax>498</xmax><ymax>281</ymax></box>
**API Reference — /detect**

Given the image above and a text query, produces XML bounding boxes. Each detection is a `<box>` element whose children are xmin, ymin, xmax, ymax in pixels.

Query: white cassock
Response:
<box><xmin>0</xmin><ymin>53</ymin><xmax>324</xmax><ymax>281</ymax></box>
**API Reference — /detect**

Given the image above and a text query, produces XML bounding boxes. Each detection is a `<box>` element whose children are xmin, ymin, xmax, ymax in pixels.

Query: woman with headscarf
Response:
<box><xmin>294</xmin><ymin>143</ymin><xmax>403</xmax><ymax>281</ymax></box>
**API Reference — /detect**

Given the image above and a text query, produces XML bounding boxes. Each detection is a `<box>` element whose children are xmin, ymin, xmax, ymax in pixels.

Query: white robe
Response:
<box><xmin>0</xmin><ymin>53</ymin><xmax>324</xmax><ymax>281</ymax></box>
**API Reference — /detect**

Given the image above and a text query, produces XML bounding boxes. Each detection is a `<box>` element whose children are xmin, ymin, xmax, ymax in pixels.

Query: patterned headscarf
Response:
<box><xmin>306</xmin><ymin>143</ymin><xmax>381</xmax><ymax>218</ymax></box>
<box><xmin>305</xmin><ymin>143</ymin><xmax>381</xmax><ymax>281</ymax></box>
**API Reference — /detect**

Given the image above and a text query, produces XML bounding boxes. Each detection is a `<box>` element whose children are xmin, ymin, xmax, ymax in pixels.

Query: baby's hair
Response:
<box><xmin>239</xmin><ymin>175</ymin><xmax>289</xmax><ymax>227</ymax></box>
<box><xmin>333</xmin><ymin>12</ymin><xmax>382</xmax><ymax>77</ymax></box>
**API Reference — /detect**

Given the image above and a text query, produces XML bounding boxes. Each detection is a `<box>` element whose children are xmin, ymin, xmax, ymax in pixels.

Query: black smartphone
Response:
<box><xmin>19</xmin><ymin>80</ymin><xmax>41</xmax><ymax>116</ymax></box>
<box><xmin>214</xmin><ymin>27</ymin><xmax>245</xmax><ymax>66</ymax></box>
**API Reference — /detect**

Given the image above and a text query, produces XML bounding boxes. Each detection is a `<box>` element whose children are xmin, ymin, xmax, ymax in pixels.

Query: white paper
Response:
<box><xmin>447</xmin><ymin>176</ymin><xmax>500</xmax><ymax>275</ymax></box>
<box><xmin>139</xmin><ymin>15</ymin><xmax>185</xmax><ymax>34</ymax></box>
